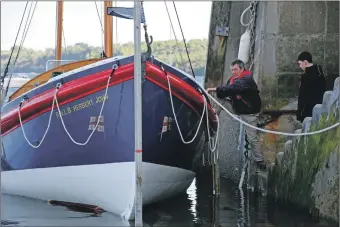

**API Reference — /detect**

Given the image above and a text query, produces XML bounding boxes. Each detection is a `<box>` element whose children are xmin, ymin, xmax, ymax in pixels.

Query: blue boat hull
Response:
<box><xmin>0</xmin><ymin>56</ymin><xmax>217</xmax><ymax>219</ymax></box>
<box><xmin>1</xmin><ymin>79</ymin><xmax>206</xmax><ymax>172</ymax></box>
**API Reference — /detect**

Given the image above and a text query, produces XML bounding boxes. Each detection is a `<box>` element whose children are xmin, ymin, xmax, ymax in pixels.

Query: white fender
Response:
<box><xmin>237</xmin><ymin>29</ymin><xmax>251</xmax><ymax>64</ymax></box>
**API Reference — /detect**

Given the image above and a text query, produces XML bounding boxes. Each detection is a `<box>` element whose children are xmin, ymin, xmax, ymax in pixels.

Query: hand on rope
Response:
<box><xmin>204</xmin><ymin>90</ymin><xmax>339</xmax><ymax>137</ymax></box>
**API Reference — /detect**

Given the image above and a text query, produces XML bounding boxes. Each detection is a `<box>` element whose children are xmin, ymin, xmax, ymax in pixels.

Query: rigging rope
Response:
<box><xmin>163</xmin><ymin>1</ymin><xmax>186</xmax><ymax>72</ymax></box>
<box><xmin>172</xmin><ymin>1</ymin><xmax>196</xmax><ymax>78</ymax></box>
<box><xmin>62</xmin><ymin>27</ymin><xmax>68</xmax><ymax>56</ymax></box>
<box><xmin>12</xmin><ymin>1</ymin><xmax>38</xmax><ymax>71</ymax></box>
<box><xmin>94</xmin><ymin>1</ymin><xmax>105</xmax><ymax>35</ymax></box>
<box><xmin>1</xmin><ymin>2</ymin><xmax>29</xmax><ymax>86</ymax></box>
<box><xmin>94</xmin><ymin>1</ymin><xmax>104</xmax><ymax>53</ymax></box>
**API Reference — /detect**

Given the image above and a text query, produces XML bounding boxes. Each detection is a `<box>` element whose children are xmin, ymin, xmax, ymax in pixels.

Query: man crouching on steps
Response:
<box><xmin>206</xmin><ymin>59</ymin><xmax>266</xmax><ymax>171</ymax></box>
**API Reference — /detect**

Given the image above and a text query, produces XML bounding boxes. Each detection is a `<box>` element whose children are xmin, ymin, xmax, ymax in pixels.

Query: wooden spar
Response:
<box><xmin>55</xmin><ymin>0</ymin><xmax>63</xmax><ymax>65</ymax></box>
<box><xmin>104</xmin><ymin>1</ymin><xmax>113</xmax><ymax>57</ymax></box>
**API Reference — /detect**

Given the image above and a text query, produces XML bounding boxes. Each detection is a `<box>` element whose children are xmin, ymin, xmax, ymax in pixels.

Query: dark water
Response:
<box><xmin>1</xmin><ymin>169</ymin><xmax>337</xmax><ymax>227</ymax></box>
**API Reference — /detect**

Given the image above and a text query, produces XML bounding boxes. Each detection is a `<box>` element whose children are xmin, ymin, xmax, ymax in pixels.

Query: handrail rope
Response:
<box><xmin>1</xmin><ymin>1</ymin><xmax>29</xmax><ymax>84</ymax></box>
<box><xmin>163</xmin><ymin>1</ymin><xmax>186</xmax><ymax>72</ymax></box>
<box><xmin>18</xmin><ymin>87</ymin><xmax>59</xmax><ymax>149</ymax></box>
<box><xmin>205</xmin><ymin>91</ymin><xmax>339</xmax><ymax>136</ymax></box>
<box><xmin>172</xmin><ymin>1</ymin><xmax>196</xmax><ymax>78</ymax></box>
<box><xmin>54</xmin><ymin>65</ymin><xmax>117</xmax><ymax>145</ymax></box>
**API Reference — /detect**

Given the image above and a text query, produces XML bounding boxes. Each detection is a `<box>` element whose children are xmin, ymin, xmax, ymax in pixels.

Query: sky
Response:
<box><xmin>1</xmin><ymin>1</ymin><xmax>212</xmax><ymax>51</ymax></box>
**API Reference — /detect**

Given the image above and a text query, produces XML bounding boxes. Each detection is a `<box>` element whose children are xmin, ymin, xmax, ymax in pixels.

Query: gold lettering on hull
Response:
<box><xmin>55</xmin><ymin>94</ymin><xmax>109</xmax><ymax>119</ymax></box>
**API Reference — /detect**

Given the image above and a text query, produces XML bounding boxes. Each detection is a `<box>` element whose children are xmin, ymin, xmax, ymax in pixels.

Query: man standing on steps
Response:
<box><xmin>206</xmin><ymin>59</ymin><xmax>266</xmax><ymax>171</ymax></box>
<box><xmin>296</xmin><ymin>51</ymin><xmax>326</xmax><ymax>123</ymax></box>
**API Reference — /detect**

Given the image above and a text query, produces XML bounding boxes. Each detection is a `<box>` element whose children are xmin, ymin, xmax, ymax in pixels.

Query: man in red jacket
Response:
<box><xmin>207</xmin><ymin>59</ymin><xmax>265</xmax><ymax>170</ymax></box>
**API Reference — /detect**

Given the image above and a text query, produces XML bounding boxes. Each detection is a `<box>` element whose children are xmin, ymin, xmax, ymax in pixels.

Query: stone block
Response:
<box><xmin>276</xmin><ymin>36</ymin><xmax>310</xmax><ymax>72</ymax></box>
<box><xmin>256</xmin><ymin>171</ymin><xmax>268</xmax><ymax>196</ymax></box>
<box><xmin>275</xmin><ymin>152</ymin><xmax>284</xmax><ymax>168</ymax></box>
<box><xmin>302</xmin><ymin>117</ymin><xmax>312</xmax><ymax>133</ymax></box>
<box><xmin>228</xmin><ymin>1</ymin><xmax>250</xmax><ymax>38</ymax></box>
<box><xmin>326</xmin><ymin>1</ymin><xmax>340</xmax><ymax>34</ymax></box>
<box><xmin>278</xmin><ymin>1</ymin><xmax>326</xmax><ymax>35</ymax></box>
<box><xmin>324</xmin><ymin>35</ymin><xmax>339</xmax><ymax>73</ymax></box>
<box><xmin>258</xmin><ymin>75</ymin><xmax>278</xmax><ymax>109</ymax></box>
<box><xmin>264</xmin><ymin>1</ymin><xmax>279</xmax><ymax>34</ymax></box>
<box><xmin>312</xmin><ymin>104</ymin><xmax>327</xmax><ymax>123</ymax></box>
<box><xmin>293</xmin><ymin>129</ymin><xmax>302</xmax><ymax>147</ymax></box>
<box><xmin>277</xmin><ymin>74</ymin><xmax>300</xmax><ymax>98</ymax></box>
<box><xmin>284</xmin><ymin>140</ymin><xmax>293</xmax><ymax>154</ymax></box>
<box><xmin>310</xmin><ymin>36</ymin><xmax>325</xmax><ymax>65</ymax></box>
<box><xmin>334</xmin><ymin>77</ymin><xmax>340</xmax><ymax>90</ymax></box>
<box><xmin>322</xmin><ymin>91</ymin><xmax>333</xmax><ymax>108</ymax></box>
<box><xmin>262</xmin><ymin>35</ymin><xmax>277</xmax><ymax>77</ymax></box>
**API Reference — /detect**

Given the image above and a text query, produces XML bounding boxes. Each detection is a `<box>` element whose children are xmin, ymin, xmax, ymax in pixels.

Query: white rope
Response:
<box><xmin>165</xmin><ymin>67</ymin><xmax>208</xmax><ymax>144</ymax></box>
<box><xmin>240</xmin><ymin>5</ymin><xmax>252</xmax><ymax>27</ymax></box>
<box><xmin>205</xmin><ymin>106</ymin><xmax>219</xmax><ymax>153</ymax></box>
<box><xmin>54</xmin><ymin>66</ymin><xmax>117</xmax><ymax>145</ymax></box>
<box><xmin>163</xmin><ymin>65</ymin><xmax>220</xmax><ymax>167</ymax></box>
<box><xmin>18</xmin><ymin>88</ymin><xmax>58</xmax><ymax>149</ymax></box>
<box><xmin>205</xmin><ymin>91</ymin><xmax>339</xmax><ymax>136</ymax></box>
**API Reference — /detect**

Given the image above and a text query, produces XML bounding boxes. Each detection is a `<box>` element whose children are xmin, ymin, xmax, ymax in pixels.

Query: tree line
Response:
<box><xmin>1</xmin><ymin>39</ymin><xmax>208</xmax><ymax>78</ymax></box>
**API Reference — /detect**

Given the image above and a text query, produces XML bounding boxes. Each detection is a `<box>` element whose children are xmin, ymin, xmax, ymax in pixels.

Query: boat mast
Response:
<box><xmin>104</xmin><ymin>1</ymin><xmax>113</xmax><ymax>57</ymax></box>
<box><xmin>55</xmin><ymin>0</ymin><xmax>63</xmax><ymax>67</ymax></box>
<box><xmin>134</xmin><ymin>0</ymin><xmax>143</xmax><ymax>225</ymax></box>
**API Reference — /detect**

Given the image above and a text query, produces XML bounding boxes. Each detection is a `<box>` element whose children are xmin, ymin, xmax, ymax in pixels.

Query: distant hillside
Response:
<box><xmin>1</xmin><ymin>39</ymin><xmax>208</xmax><ymax>78</ymax></box>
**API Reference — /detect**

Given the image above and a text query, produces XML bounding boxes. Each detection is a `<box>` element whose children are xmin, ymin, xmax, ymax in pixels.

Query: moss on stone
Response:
<box><xmin>268</xmin><ymin>104</ymin><xmax>340</xmax><ymax>221</ymax></box>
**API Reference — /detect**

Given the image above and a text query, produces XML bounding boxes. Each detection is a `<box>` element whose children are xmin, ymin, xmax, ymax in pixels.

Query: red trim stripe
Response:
<box><xmin>1</xmin><ymin>63</ymin><xmax>134</xmax><ymax>136</ymax></box>
<box><xmin>1</xmin><ymin>62</ymin><xmax>217</xmax><ymax>136</ymax></box>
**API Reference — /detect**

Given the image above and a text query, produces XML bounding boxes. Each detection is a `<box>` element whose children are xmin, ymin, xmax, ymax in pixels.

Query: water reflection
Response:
<box><xmin>1</xmin><ymin>168</ymin><xmax>338</xmax><ymax>227</ymax></box>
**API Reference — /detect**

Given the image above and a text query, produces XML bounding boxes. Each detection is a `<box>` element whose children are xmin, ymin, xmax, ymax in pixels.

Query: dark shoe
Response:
<box><xmin>256</xmin><ymin>161</ymin><xmax>266</xmax><ymax>171</ymax></box>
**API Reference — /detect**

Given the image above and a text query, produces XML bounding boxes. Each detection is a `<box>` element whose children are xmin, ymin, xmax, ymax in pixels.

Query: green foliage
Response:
<box><xmin>1</xmin><ymin>39</ymin><xmax>208</xmax><ymax>77</ymax></box>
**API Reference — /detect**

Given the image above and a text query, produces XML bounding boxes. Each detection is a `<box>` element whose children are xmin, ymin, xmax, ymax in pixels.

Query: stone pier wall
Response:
<box><xmin>267</xmin><ymin>77</ymin><xmax>339</xmax><ymax>223</ymax></box>
<box><xmin>204</xmin><ymin>1</ymin><xmax>339</xmax><ymax>183</ymax></box>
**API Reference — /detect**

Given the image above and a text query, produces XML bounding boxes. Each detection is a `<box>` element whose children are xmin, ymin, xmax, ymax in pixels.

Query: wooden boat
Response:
<box><xmin>1</xmin><ymin>1</ymin><xmax>218</xmax><ymax>220</ymax></box>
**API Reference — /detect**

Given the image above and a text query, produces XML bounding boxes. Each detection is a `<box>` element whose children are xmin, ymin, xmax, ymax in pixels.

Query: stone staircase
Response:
<box><xmin>263</xmin><ymin>76</ymin><xmax>340</xmax><ymax>222</ymax></box>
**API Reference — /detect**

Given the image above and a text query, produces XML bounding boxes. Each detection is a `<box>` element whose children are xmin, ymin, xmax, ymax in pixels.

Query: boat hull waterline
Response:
<box><xmin>1</xmin><ymin>55</ymin><xmax>217</xmax><ymax>220</ymax></box>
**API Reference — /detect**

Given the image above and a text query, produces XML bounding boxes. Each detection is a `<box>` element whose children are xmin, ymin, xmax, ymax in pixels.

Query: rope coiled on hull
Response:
<box><xmin>160</xmin><ymin>64</ymin><xmax>220</xmax><ymax>165</ymax></box>
<box><xmin>17</xmin><ymin>64</ymin><xmax>118</xmax><ymax>148</ymax></box>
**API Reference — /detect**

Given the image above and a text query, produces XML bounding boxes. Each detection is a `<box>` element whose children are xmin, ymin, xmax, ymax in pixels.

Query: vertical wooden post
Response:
<box><xmin>55</xmin><ymin>0</ymin><xmax>63</xmax><ymax>67</ymax></box>
<box><xmin>204</xmin><ymin>1</ymin><xmax>232</xmax><ymax>198</ymax></box>
<box><xmin>203</xmin><ymin>1</ymin><xmax>232</xmax><ymax>89</ymax></box>
<box><xmin>104</xmin><ymin>1</ymin><xmax>113</xmax><ymax>57</ymax></box>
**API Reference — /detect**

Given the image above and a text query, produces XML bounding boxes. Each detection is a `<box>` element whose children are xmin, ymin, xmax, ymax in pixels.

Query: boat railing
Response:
<box><xmin>45</xmin><ymin>60</ymin><xmax>76</xmax><ymax>71</ymax></box>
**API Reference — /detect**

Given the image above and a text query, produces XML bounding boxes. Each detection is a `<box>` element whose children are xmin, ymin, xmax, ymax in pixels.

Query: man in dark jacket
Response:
<box><xmin>207</xmin><ymin>59</ymin><xmax>265</xmax><ymax>170</ymax></box>
<box><xmin>296</xmin><ymin>51</ymin><xmax>326</xmax><ymax>122</ymax></box>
